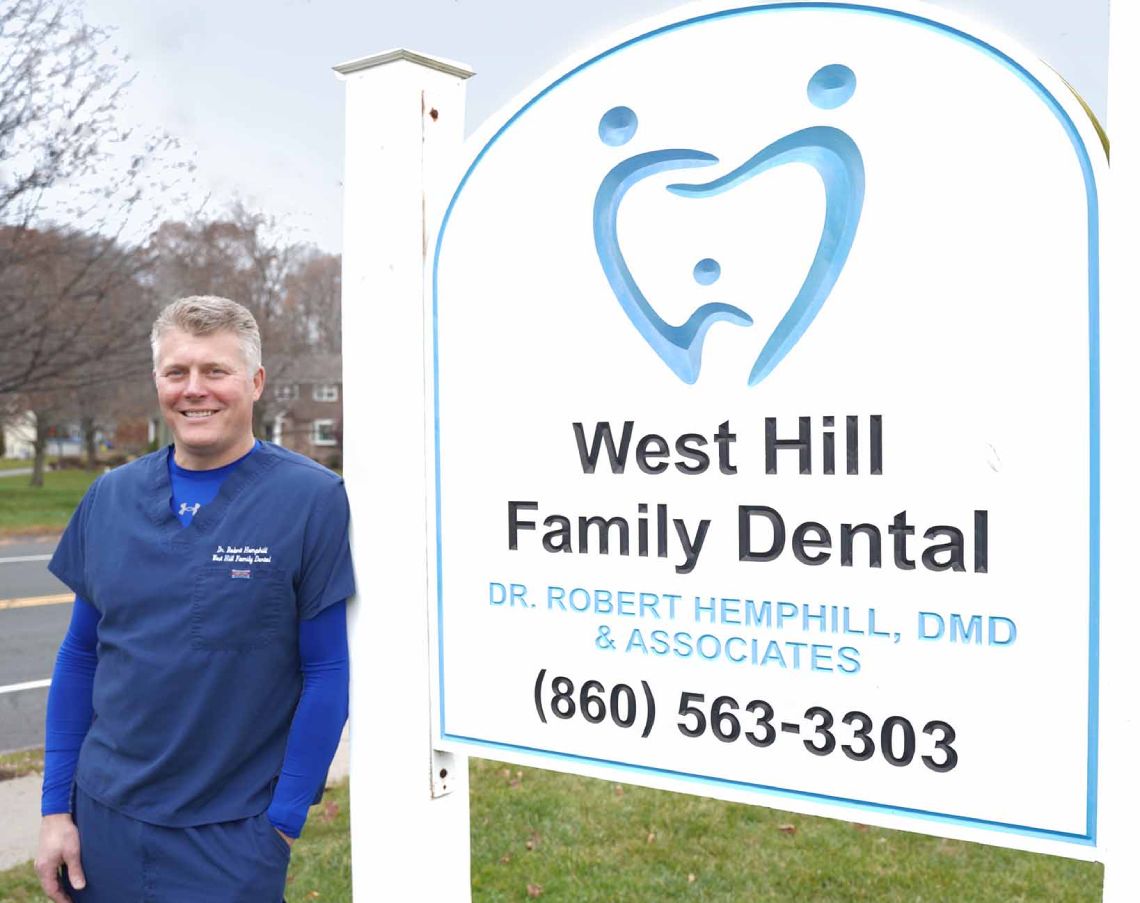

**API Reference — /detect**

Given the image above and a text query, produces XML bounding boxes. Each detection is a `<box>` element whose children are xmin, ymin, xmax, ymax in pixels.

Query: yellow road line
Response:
<box><xmin>0</xmin><ymin>593</ymin><xmax>73</xmax><ymax>611</ymax></box>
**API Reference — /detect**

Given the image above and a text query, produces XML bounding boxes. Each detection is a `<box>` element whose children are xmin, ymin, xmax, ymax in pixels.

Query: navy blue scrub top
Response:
<box><xmin>48</xmin><ymin>442</ymin><xmax>355</xmax><ymax>827</ymax></box>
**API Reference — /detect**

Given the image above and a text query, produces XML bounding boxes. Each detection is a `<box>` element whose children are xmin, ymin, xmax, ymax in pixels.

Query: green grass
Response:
<box><xmin>0</xmin><ymin>749</ymin><xmax>43</xmax><ymax>783</ymax></box>
<box><xmin>0</xmin><ymin>469</ymin><xmax>97</xmax><ymax>536</ymax></box>
<box><xmin>468</xmin><ymin>760</ymin><xmax>1102</xmax><ymax>902</ymax></box>
<box><xmin>0</xmin><ymin>861</ymin><xmax>39</xmax><ymax>903</ymax></box>
<box><xmin>282</xmin><ymin>783</ymin><xmax>353</xmax><ymax>901</ymax></box>
<box><xmin>0</xmin><ymin>459</ymin><xmax>35</xmax><ymax>471</ymax></box>
<box><xmin>0</xmin><ymin>761</ymin><xmax>1104</xmax><ymax>902</ymax></box>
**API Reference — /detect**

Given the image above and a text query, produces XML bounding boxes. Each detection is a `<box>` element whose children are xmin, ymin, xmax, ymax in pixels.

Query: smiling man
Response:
<box><xmin>35</xmin><ymin>296</ymin><xmax>354</xmax><ymax>903</ymax></box>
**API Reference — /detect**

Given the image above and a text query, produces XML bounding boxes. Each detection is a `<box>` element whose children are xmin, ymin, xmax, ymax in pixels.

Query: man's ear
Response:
<box><xmin>252</xmin><ymin>366</ymin><xmax>266</xmax><ymax>401</ymax></box>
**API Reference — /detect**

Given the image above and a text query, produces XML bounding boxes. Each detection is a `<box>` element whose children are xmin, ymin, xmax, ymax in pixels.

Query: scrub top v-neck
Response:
<box><xmin>168</xmin><ymin>442</ymin><xmax>259</xmax><ymax>527</ymax></box>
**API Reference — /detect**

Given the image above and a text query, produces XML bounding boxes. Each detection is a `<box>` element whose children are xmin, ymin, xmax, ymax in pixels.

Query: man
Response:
<box><xmin>35</xmin><ymin>296</ymin><xmax>354</xmax><ymax>903</ymax></box>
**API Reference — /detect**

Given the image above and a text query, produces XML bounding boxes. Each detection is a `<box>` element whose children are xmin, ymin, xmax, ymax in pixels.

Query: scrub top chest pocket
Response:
<box><xmin>191</xmin><ymin>564</ymin><xmax>288</xmax><ymax>651</ymax></box>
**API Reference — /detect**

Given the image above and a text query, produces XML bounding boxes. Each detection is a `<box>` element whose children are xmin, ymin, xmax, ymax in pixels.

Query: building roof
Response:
<box><xmin>263</xmin><ymin>352</ymin><xmax>342</xmax><ymax>384</ymax></box>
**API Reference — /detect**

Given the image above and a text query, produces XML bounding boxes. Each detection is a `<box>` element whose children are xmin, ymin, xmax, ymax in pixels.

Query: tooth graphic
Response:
<box><xmin>594</xmin><ymin>65</ymin><xmax>865</xmax><ymax>387</ymax></box>
<box><xmin>593</xmin><ymin>108</ymin><xmax>753</xmax><ymax>385</ymax></box>
<box><xmin>669</xmin><ymin>124</ymin><xmax>864</xmax><ymax>385</ymax></box>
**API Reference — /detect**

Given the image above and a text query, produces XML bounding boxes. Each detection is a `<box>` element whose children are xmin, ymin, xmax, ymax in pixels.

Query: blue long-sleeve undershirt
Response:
<box><xmin>42</xmin><ymin>596</ymin><xmax>349</xmax><ymax>839</ymax></box>
<box><xmin>41</xmin><ymin>597</ymin><xmax>99</xmax><ymax>815</ymax></box>
<box><xmin>267</xmin><ymin>601</ymin><xmax>349</xmax><ymax>837</ymax></box>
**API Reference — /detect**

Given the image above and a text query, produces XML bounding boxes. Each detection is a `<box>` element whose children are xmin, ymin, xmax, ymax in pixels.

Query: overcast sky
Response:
<box><xmin>80</xmin><ymin>0</ymin><xmax>1109</xmax><ymax>253</ymax></box>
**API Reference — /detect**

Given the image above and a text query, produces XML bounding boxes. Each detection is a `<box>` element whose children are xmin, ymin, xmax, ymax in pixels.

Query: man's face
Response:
<box><xmin>154</xmin><ymin>327</ymin><xmax>265</xmax><ymax>470</ymax></box>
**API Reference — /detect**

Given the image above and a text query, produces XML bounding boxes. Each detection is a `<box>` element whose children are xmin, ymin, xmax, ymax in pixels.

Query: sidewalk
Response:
<box><xmin>0</xmin><ymin>729</ymin><xmax>350</xmax><ymax>872</ymax></box>
<box><xmin>0</xmin><ymin>772</ymin><xmax>40</xmax><ymax>870</ymax></box>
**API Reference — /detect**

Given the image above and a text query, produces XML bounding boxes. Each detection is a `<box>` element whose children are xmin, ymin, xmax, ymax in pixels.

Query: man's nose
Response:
<box><xmin>183</xmin><ymin>370</ymin><xmax>207</xmax><ymax>396</ymax></box>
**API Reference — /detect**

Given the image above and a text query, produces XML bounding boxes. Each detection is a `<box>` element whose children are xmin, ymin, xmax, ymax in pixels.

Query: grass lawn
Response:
<box><xmin>0</xmin><ymin>469</ymin><xmax>98</xmax><ymax>537</ymax></box>
<box><xmin>468</xmin><ymin>760</ymin><xmax>1102</xmax><ymax>902</ymax></box>
<box><xmin>0</xmin><ymin>757</ymin><xmax>1103</xmax><ymax>902</ymax></box>
<box><xmin>0</xmin><ymin>750</ymin><xmax>43</xmax><ymax>782</ymax></box>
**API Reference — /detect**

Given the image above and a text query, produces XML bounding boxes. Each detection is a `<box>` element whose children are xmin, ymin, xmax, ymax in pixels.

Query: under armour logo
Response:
<box><xmin>179</xmin><ymin>502</ymin><xmax>201</xmax><ymax>517</ymax></box>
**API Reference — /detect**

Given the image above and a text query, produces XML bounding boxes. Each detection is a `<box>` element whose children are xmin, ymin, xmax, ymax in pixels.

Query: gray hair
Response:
<box><xmin>151</xmin><ymin>296</ymin><xmax>262</xmax><ymax>375</ymax></box>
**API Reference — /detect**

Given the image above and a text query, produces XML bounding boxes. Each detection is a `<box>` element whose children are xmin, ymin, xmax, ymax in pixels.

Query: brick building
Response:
<box><xmin>261</xmin><ymin>353</ymin><xmax>343</xmax><ymax>468</ymax></box>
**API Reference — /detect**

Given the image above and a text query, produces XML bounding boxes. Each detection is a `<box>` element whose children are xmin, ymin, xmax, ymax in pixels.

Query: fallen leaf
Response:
<box><xmin>501</xmin><ymin>767</ymin><xmax>512</xmax><ymax>779</ymax></box>
<box><xmin>646</xmin><ymin>831</ymin><xmax>656</xmax><ymax>844</ymax></box>
<box><xmin>306</xmin><ymin>893</ymin><xmax>320</xmax><ymax>900</ymax></box>
<box><xmin>851</xmin><ymin>823</ymin><xmax>869</xmax><ymax>833</ymax></box>
<box><xmin>509</xmin><ymin>779</ymin><xmax>522</xmax><ymax>789</ymax></box>
<box><xmin>613</xmin><ymin>784</ymin><xmax>624</xmax><ymax>798</ymax></box>
<box><xmin>525</xmin><ymin>830</ymin><xmax>541</xmax><ymax>851</ymax></box>
<box><xmin>527</xmin><ymin>882</ymin><xmax>544</xmax><ymax>898</ymax></box>
<box><xmin>499</xmin><ymin>853</ymin><xmax>512</xmax><ymax>865</ymax></box>
<box><xmin>321</xmin><ymin>801</ymin><xmax>340</xmax><ymax>823</ymax></box>
<box><xmin>777</xmin><ymin>824</ymin><xmax>797</xmax><ymax>835</ymax></box>
<box><xmin>688</xmin><ymin>873</ymin><xmax>697</xmax><ymax>884</ymax></box>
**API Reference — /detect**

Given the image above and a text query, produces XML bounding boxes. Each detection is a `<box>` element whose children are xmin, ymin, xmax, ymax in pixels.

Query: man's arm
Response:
<box><xmin>266</xmin><ymin>599</ymin><xmax>349</xmax><ymax>841</ymax></box>
<box><xmin>36</xmin><ymin>596</ymin><xmax>98</xmax><ymax>902</ymax></box>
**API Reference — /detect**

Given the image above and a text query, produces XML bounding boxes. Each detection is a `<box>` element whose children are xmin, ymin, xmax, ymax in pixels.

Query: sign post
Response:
<box><xmin>337</xmin><ymin>49</ymin><xmax>474</xmax><ymax>903</ymax></box>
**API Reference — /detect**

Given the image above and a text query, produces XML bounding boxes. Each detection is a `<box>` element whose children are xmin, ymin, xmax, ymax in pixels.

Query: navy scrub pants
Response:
<box><xmin>64</xmin><ymin>787</ymin><xmax>290</xmax><ymax>903</ymax></box>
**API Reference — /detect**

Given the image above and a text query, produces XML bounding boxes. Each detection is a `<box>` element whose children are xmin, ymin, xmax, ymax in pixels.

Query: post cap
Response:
<box><xmin>333</xmin><ymin>48</ymin><xmax>475</xmax><ymax>79</ymax></box>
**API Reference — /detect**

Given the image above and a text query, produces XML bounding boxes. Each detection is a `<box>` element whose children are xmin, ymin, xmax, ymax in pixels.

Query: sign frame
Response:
<box><xmin>425</xmin><ymin>0</ymin><xmax>1107</xmax><ymax>861</ymax></box>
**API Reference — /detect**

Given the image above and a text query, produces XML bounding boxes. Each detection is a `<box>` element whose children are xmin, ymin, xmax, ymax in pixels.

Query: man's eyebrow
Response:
<box><xmin>161</xmin><ymin>359</ymin><xmax>235</xmax><ymax>371</ymax></box>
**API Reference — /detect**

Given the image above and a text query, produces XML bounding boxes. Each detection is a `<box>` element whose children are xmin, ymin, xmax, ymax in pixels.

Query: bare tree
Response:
<box><xmin>51</xmin><ymin>373</ymin><xmax>151</xmax><ymax>469</ymax></box>
<box><xmin>150</xmin><ymin>202</ymin><xmax>300</xmax><ymax>346</ymax></box>
<box><xmin>0</xmin><ymin>0</ymin><xmax>123</xmax><ymax>227</ymax></box>
<box><xmin>150</xmin><ymin>204</ymin><xmax>343</xmax><ymax>354</ymax></box>
<box><xmin>17</xmin><ymin>389</ymin><xmax>70</xmax><ymax>487</ymax></box>
<box><xmin>283</xmin><ymin>248</ymin><xmax>342</xmax><ymax>354</ymax></box>
<box><xmin>0</xmin><ymin>226</ymin><xmax>155</xmax><ymax>395</ymax></box>
<box><xmin>0</xmin><ymin>0</ymin><xmax>185</xmax><ymax>397</ymax></box>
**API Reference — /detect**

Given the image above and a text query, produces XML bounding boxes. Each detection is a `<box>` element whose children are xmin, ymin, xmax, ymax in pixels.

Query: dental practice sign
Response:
<box><xmin>430</xmin><ymin>1</ymin><xmax>1104</xmax><ymax>855</ymax></box>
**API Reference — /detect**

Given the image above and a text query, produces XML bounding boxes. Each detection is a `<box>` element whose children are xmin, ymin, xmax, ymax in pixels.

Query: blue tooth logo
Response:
<box><xmin>593</xmin><ymin>64</ymin><xmax>865</xmax><ymax>386</ymax></box>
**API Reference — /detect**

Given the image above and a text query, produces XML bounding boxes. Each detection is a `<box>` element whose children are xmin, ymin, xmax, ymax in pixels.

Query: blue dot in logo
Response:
<box><xmin>807</xmin><ymin>64</ymin><xmax>856</xmax><ymax>110</ymax></box>
<box><xmin>599</xmin><ymin>106</ymin><xmax>638</xmax><ymax>146</ymax></box>
<box><xmin>693</xmin><ymin>258</ymin><xmax>721</xmax><ymax>285</ymax></box>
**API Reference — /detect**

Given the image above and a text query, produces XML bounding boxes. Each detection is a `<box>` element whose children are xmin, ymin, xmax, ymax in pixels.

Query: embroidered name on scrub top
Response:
<box><xmin>168</xmin><ymin>442</ymin><xmax>261</xmax><ymax>526</ymax></box>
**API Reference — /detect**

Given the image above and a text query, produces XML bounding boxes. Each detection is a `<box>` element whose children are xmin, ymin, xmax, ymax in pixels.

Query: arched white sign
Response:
<box><xmin>426</xmin><ymin>0</ymin><xmax>1105</xmax><ymax>860</ymax></box>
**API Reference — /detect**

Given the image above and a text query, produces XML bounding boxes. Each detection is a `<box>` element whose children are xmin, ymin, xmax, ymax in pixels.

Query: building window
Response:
<box><xmin>312</xmin><ymin>419</ymin><xmax>337</xmax><ymax>446</ymax></box>
<box><xmin>312</xmin><ymin>384</ymin><xmax>339</xmax><ymax>402</ymax></box>
<box><xmin>275</xmin><ymin>383</ymin><xmax>299</xmax><ymax>402</ymax></box>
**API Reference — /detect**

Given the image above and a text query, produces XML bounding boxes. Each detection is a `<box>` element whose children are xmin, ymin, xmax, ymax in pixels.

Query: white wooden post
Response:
<box><xmin>337</xmin><ymin>49</ymin><xmax>474</xmax><ymax>902</ymax></box>
<box><xmin>1100</xmin><ymin>3</ymin><xmax>1140</xmax><ymax>898</ymax></box>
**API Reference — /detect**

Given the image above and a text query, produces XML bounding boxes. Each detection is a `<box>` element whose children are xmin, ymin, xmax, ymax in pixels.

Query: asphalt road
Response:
<box><xmin>0</xmin><ymin>538</ymin><xmax>70</xmax><ymax>753</ymax></box>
